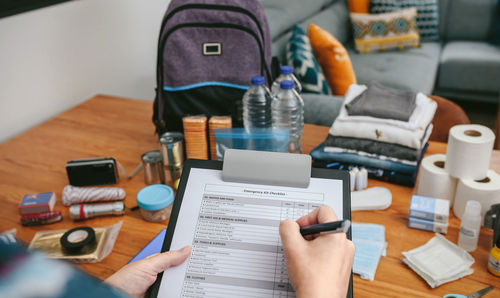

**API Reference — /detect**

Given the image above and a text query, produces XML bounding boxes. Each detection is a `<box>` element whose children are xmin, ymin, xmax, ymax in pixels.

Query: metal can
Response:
<box><xmin>142</xmin><ymin>150</ymin><xmax>164</xmax><ymax>185</ymax></box>
<box><xmin>159</xmin><ymin>132</ymin><xmax>184</xmax><ymax>167</ymax></box>
<box><xmin>159</xmin><ymin>132</ymin><xmax>184</xmax><ymax>183</ymax></box>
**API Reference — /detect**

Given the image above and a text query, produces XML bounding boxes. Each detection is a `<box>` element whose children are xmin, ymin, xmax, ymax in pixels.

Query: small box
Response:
<box><xmin>409</xmin><ymin>195</ymin><xmax>449</xmax><ymax>224</ymax></box>
<box><xmin>18</xmin><ymin>192</ymin><xmax>56</xmax><ymax>215</ymax></box>
<box><xmin>408</xmin><ymin>217</ymin><xmax>448</xmax><ymax>234</ymax></box>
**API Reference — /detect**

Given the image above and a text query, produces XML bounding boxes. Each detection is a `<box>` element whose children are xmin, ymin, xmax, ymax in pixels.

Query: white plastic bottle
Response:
<box><xmin>271</xmin><ymin>80</ymin><xmax>304</xmax><ymax>153</ymax></box>
<box><xmin>242</xmin><ymin>76</ymin><xmax>272</xmax><ymax>130</ymax></box>
<box><xmin>458</xmin><ymin>200</ymin><xmax>482</xmax><ymax>252</ymax></box>
<box><xmin>271</xmin><ymin>65</ymin><xmax>302</xmax><ymax>95</ymax></box>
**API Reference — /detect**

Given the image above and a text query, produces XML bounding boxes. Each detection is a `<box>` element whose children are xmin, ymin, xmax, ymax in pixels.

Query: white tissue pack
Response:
<box><xmin>409</xmin><ymin>195</ymin><xmax>449</xmax><ymax>224</ymax></box>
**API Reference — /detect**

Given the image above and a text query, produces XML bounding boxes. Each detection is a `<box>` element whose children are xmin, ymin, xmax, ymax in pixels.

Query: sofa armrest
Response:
<box><xmin>301</xmin><ymin>93</ymin><xmax>344</xmax><ymax>127</ymax></box>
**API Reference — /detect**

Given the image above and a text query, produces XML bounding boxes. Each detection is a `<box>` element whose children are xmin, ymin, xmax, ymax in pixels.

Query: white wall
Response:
<box><xmin>0</xmin><ymin>0</ymin><xmax>170</xmax><ymax>142</ymax></box>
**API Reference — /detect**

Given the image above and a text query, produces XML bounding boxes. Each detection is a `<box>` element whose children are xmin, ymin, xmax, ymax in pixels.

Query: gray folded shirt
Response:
<box><xmin>345</xmin><ymin>82</ymin><xmax>417</xmax><ymax>121</ymax></box>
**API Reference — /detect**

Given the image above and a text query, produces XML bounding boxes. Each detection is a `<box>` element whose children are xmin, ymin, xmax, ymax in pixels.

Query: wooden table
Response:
<box><xmin>1</xmin><ymin>95</ymin><xmax>500</xmax><ymax>297</ymax></box>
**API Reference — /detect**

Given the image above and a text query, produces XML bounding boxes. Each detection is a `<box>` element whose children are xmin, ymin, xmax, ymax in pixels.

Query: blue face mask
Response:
<box><xmin>351</xmin><ymin>223</ymin><xmax>387</xmax><ymax>281</ymax></box>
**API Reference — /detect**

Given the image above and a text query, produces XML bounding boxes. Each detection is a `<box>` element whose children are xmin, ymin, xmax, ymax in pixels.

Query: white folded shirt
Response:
<box><xmin>329</xmin><ymin>84</ymin><xmax>437</xmax><ymax>149</ymax></box>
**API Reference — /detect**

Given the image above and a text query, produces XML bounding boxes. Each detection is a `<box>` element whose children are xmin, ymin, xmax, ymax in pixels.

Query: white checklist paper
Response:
<box><xmin>157</xmin><ymin>168</ymin><xmax>344</xmax><ymax>297</ymax></box>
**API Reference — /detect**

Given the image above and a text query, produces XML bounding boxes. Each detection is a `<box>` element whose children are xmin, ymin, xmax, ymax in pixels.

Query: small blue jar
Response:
<box><xmin>137</xmin><ymin>184</ymin><xmax>174</xmax><ymax>222</ymax></box>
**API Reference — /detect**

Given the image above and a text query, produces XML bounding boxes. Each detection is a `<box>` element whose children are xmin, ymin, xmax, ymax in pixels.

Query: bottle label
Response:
<box><xmin>460</xmin><ymin>227</ymin><xmax>476</xmax><ymax>238</ymax></box>
<box><xmin>488</xmin><ymin>255</ymin><xmax>500</xmax><ymax>273</ymax></box>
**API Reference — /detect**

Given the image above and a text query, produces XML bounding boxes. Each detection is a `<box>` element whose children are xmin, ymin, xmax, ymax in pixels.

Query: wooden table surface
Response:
<box><xmin>1</xmin><ymin>95</ymin><xmax>500</xmax><ymax>297</ymax></box>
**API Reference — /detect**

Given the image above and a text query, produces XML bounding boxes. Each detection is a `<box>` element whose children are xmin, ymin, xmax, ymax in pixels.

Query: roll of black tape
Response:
<box><xmin>60</xmin><ymin>226</ymin><xmax>96</xmax><ymax>253</ymax></box>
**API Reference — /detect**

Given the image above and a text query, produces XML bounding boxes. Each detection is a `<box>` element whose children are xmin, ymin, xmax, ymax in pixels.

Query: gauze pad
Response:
<box><xmin>402</xmin><ymin>233</ymin><xmax>474</xmax><ymax>288</ymax></box>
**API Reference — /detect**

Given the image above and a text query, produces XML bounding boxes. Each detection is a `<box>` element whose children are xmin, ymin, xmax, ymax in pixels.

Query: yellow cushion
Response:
<box><xmin>348</xmin><ymin>0</ymin><xmax>370</xmax><ymax>13</ymax></box>
<box><xmin>350</xmin><ymin>8</ymin><xmax>420</xmax><ymax>53</ymax></box>
<box><xmin>308</xmin><ymin>23</ymin><xmax>357</xmax><ymax>96</ymax></box>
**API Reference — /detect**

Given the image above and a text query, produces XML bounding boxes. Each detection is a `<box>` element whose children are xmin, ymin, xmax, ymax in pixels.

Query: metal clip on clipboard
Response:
<box><xmin>221</xmin><ymin>149</ymin><xmax>311</xmax><ymax>188</ymax></box>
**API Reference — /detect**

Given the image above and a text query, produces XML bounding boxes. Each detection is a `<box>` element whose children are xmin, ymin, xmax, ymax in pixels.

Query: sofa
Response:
<box><xmin>261</xmin><ymin>0</ymin><xmax>500</xmax><ymax>127</ymax></box>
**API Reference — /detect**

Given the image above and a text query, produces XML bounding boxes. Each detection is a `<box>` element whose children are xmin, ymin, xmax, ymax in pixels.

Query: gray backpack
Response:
<box><xmin>153</xmin><ymin>0</ymin><xmax>272</xmax><ymax>134</ymax></box>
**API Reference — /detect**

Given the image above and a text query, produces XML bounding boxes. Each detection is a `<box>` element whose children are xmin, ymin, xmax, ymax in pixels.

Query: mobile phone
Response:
<box><xmin>66</xmin><ymin>157</ymin><xmax>119</xmax><ymax>186</ymax></box>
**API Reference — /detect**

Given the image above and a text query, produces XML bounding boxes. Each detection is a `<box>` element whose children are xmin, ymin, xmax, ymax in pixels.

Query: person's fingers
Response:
<box><xmin>296</xmin><ymin>207</ymin><xmax>321</xmax><ymax>226</ymax></box>
<box><xmin>279</xmin><ymin>220</ymin><xmax>305</xmax><ymax>250</ymax></box>
<box><xmin>316</xmin><ymin>205</ymin><xmax>338</xmax><ymax>223</ymax></box>
<box><xmin>146</xmin><ymin>246</ymin><xmax>191</xmax><ymax>274</ymax></box>
<box><xmin>296</xmin><ymin>205</ymin><xmax>338</xmax><ymax>227</ymax></box>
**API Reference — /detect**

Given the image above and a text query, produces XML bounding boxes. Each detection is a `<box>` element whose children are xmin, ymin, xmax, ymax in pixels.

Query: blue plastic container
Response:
<box><xmin>213</xmin><ymin>128</ymin><xmax>289</xmax><ymax>160</ymax></box>
<box><xmin>136</xmin><ymin>184</ymin><xmax>174</xmax><ymax>222</ymax></box>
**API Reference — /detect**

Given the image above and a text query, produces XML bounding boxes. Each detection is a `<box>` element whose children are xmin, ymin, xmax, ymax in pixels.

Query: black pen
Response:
<box><xmin>299</xmin><ymin>219</ymin><xmax>351</xmax><ymax>236</ymax></box>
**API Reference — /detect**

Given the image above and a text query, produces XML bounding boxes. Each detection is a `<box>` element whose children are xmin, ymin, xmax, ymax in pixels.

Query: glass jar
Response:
<box><xmin>136</xmin><ymin>184</ymin><xmax>174</xmax><ymax>222</ymax></box>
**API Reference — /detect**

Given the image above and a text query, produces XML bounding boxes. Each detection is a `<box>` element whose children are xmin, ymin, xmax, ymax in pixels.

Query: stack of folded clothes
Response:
<box><xmin>311</xmin><ymin>82</ymin><xmax>437</xmax><ymax>186</ymax></box>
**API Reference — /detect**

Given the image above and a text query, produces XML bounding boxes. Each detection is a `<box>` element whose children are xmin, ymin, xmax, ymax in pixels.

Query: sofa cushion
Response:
<box><xmin>438</xmin><ymin>0</ymin><xmax>450</xmax><ymax>39</ymax></box>
<box><xmin>445</xmin><ymin>0</ymin><xmax>497</xmax><ymax>41</ymax></box>
<box><xmin>262</xmin><ymin>0</ymin><xmax>335</xmax><ymax>40</ymax></box>
<box><xmin>309</xmin><ymin>23</ymin><xmax>357</xmax><ymax>96</ymax></box>
<box><xmin>286</xmin><ymin>25</ymin><xmax>331</xmax><ymax>95</ymax></box>
<box><xmin>297</xmin><ymin>0</ymin><xmax>352</xmax><ymax>45</ymax></box>
<box><xmin>272</xmin><ymin>31</ymin><xmax>292</xmax><ymax>62</ymax></box>
<box><xmin>302</xmin><ymin>93</ymin><xmax>344</xmax><ymax>126</ymax></box>
<box><xmin>348</xmin><ymin>0</ymin><xmax>370</xmax><ymax>13</ymax></box>
<box><xmin>437</xmin><ymin>41</ymin><xmax>500</xmax><ymax>93</ymax></box>
<box><xmin>370</xmin><ymin>0</ymin><xmax>440</xmax><ymax>42</ymax></box>
<box><xmin>348</xmin><ymin>42</ymin><xmax>441</xmax><ymax>94</ymax></box>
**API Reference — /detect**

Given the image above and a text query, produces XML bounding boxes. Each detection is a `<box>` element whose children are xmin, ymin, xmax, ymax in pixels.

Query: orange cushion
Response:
<box><xmin>348</xmin><ymin>0</ymin><xmax>370</xmax><ymax>13</ymax></box>
<box><xmin>308</xmin><ymin>23</ymin><xmax>357</xmax><ymax>96</ymax></box>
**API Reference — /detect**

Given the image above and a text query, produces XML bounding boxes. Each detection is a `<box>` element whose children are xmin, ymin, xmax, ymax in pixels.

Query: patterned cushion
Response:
<box><xmin>370</xmin><ymin>0</ymin><xmax>440</xmax><ymax>42</ymax></box>
<box><xmin>286</xmin><ymin>25</ymin><xmax>331</xmax><ymax>95</ymax></box>
<box><xmin>350</xmin><ymin>8</ymin><xmax>420</xmax><ymax>53</ymax></box>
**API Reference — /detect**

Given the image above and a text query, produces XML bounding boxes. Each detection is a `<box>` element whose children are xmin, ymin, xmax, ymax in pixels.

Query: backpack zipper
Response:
<box><xmin>158</xmin><ymin>22</ymin><xmax>272</xmax><ymax>90</ymax></box>
<box><xmin>160</xmin><ymin>4</ymin><xmax>265</xmax><ymax>45</ymax></box>
<box><xmin>156</xmin><ymin>3</ymin><xmax>268</xmax><ymax>85</ymax></box>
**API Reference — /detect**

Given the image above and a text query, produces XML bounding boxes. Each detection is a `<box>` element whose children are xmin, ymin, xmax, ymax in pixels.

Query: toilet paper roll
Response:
<box><xmin>416</xmin><ymin>154</ymin><xmax>458</xmax><ymax>205</ymax></box>
<box><xmin>445</xmin><ymin>124</ymin><xmax>495</xmax><ymax>180</ymax></box>
<box><xmin>453</xmin><ymin>170</ymin><xmax>500</xmax><ymax>224</ymax></box>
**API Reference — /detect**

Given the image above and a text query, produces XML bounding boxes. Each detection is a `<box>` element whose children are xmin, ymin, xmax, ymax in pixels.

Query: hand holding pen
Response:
<box><xmin>279</xmin><ymin>206</ymin><xmax>355</xmax><ymax>298</ymax></box>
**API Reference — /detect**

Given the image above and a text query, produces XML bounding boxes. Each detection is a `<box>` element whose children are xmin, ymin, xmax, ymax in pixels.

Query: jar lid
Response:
<box><xmin>137</xmin><ymin>184</ymin><xmax>174</xmax><ymax>211</ymax></box>
<box><xmin>141</xmin><ymin>150</ymin><xmax>162</xmax><ymax>163</ymax></box>
<box><xmin>159</xmin><ymin>132</ymin><xmax>184</xmax><ymax>144</ymax></box>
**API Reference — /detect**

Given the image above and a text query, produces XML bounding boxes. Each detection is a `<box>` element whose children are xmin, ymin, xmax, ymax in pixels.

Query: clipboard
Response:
<box><xmin>150</xmin><ymin>149</ymin><xmax>352</xmax><ymax>298</ymax></box>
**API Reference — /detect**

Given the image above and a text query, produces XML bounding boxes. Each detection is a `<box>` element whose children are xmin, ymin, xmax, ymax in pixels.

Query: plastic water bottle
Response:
<box><xmin>242</xmin><ymin>76</ymin><xmax>272</xmax><ymax>130</ymax></box>
<box><xmin>458</xmin><ymin>200</ymin><xmax>482</xmax><ymax>252</ymax></box>
<box><xmin>271</xmin><ymin>65</ymin><xmax>302</xmax><ymax>95</ymax></box>
<box><xmin>272</xmin><ymin>80</ymin><xmax>304</xmax><ymax>153</ymax></box>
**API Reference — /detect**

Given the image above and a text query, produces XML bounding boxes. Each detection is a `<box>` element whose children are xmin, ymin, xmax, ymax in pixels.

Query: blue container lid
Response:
<box><xmin>213</xmin><ymin>128</ymin><xmax>289</xmax><ymax>139</ymax></box>
<box><xmin>280</xmin><ymin>65</ymin><xmax>293</xmax><ymax>74</ymax></box>
<box><xmin>251</xmin><ymin>76</ymin><xmax>265</xmax><ymax>85</ymax></box>
<box><xmin>280</xmin><ymin>80</ymin><xmax>294</xmax><ymax>89</ymax></box>
<box><xmin>137</xmin><ymin>184</ymin><xmax>174</xmax><ymax>211</ymax></box>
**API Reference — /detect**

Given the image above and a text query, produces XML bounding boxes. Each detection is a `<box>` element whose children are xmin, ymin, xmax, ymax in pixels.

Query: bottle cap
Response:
<box><xmin>280</xmin><ymin>65</ymin><xmax>293</xmax><ymax>74</ymax></box>
<box><xmin>464</xmin><ymin>200</ymin><xmax>481</xmax><ymax>217</ymax></box>
<box><xmin>251</xmin><ymin>76</ymin><xmax>265</xmax><ymax>85</ymax></box>
<box><xmin>280</xmin><ymin>80</ymin><xmax>294</xmax><ymax>90</ymax></box>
